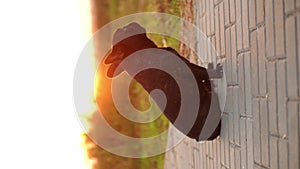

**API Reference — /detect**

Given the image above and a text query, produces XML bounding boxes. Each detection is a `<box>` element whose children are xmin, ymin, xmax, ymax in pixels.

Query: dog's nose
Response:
<box><xmin>104</xmin><ymin>54</ymin><xmax>115</xmax><ymax>64</ymax></box>
<box><xmin>104</xmin><ymin>50</ymin><xmax>114</xmax><ymax>64</ymax></box>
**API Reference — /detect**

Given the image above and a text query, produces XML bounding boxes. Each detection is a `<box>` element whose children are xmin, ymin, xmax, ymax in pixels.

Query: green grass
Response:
<box><xmin>108</xmin><ymin>1</ymin><xmax>183</xmax><ymax>168</ymax></box>
<box><xmin>85</xmin><ymin>1</ymin><xmax>183</xmax><ymax>169</ymax></box>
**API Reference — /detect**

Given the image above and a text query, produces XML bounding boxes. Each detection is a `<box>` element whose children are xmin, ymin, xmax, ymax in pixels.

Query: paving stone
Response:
<box><xmin>164</xmin><ymin>1</ymin><xmax>299</xmax><ymax>169</ymax></box>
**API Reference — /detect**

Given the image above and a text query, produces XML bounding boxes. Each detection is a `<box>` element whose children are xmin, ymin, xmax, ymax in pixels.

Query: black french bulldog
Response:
<box><xmin>104</xmin><ymin>22</ymin><xmax>221</xmax><ymax>141</ymax></box>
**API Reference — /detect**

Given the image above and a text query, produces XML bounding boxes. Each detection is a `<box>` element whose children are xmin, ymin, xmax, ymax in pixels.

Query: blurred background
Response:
<box><xmin>0</xmin><ymin>1</ymin><xmax>183</xmax><ymax>169</ymax></box>
<box><xmin>85</xmin><ymin>1</ymin><xmax>183</xmax><ymax>169</ymax></box>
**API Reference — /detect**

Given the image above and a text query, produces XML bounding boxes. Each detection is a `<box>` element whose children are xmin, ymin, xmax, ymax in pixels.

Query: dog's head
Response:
<box><xmin>104</xmin><ymin>22</ymin><xmax>157</xmax><ymax>78</ymax></box>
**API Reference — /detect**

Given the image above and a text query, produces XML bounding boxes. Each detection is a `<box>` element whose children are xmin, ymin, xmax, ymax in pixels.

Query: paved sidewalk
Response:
<box><xmin>164</xmin><ymin>0</ymin><xmax>300</xmax><ymax>169</ymax></box>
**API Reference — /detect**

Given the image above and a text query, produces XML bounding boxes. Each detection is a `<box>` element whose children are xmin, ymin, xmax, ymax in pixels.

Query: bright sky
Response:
<box><xmin>0</xmin><ymin>1</ymin><xmax>94</xmax><ymax>169</ymax></box>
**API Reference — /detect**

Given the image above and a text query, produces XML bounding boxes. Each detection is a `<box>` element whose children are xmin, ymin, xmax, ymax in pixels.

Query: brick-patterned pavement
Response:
<box><xmin>164</xmin><ymin>0</ymin><xmax>299</xmax><ymax>169</ymax></box>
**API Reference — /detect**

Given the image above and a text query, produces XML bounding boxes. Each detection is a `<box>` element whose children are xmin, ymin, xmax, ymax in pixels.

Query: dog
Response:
<box><xmin>104</xmin><ymin>22</ymin><xmax>221</xmax><ymax>141</ymax></box>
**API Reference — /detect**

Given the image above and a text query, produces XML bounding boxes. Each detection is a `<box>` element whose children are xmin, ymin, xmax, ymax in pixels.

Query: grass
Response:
<box><xmin>84</xmin><ymin>1</ymin><xmax>183</xmax><ymax>169</ymax></box>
